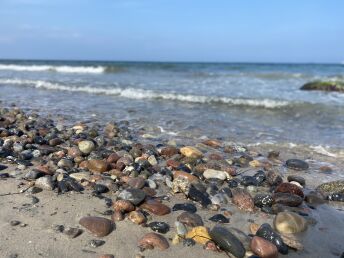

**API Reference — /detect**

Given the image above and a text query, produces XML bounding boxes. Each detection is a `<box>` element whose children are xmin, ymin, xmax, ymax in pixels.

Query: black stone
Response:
<box><xmin>253</xmin><ymin>170</ymin><xmax>266</xmax><ymax>185</ymax></box>
<box><xmin>254</xmin><ymin>193</ymin><xmax>273</xmax><ymax>208</ymax></box>
<box><xmin>172</xmin><ymin>203</ymin><xmax>197</xmax><ymax>213</ymax></box>
<box><xmin>327</xmin><ymin>193</ymin><xmax>344</xmax><ymax>202</ymax></box>
<box><xmin>0</xmin><ymin>164</ymin><xmax>8</xmax><ymax>170</ymax></box>
<box><xmin>241</xmin><ymin>176</ymin><xmax>259</xmax><ymax>186</ymax></box>
<box><xmin>209</xmin><ymin>214</ymin><xmax>229</xmax><ymax>223</ymax></box>
<box><xmin>287</xmin><ymin>175</ymin><xmax>306</xmax><ymax>186</ymax></box>
<box><xmin>256</xmin><ymin>223</ymin><xmax>288</xmax><ymax>254</ymax></box>
<box><xmin>183</xmin><ymin>238</ymin><xmax>196</xmax><ymax>247</ymax></box>
<box><xmin>210</xmin><ymin>226</ymin><xmax>246</xmax><ymax>258</ymax></box>
<box><xmin>273</xmin><ymin>192</ymin><xmax>303</xmax><ymax>207</ymax></box>
<box><xmin>187</xmin><ymin>185</ymin><xmax>211</xmax><ymax>207</ymax></box>
<box><xmin>94</xmin><ymin>184</ymin><xmax>109</xmax><ymax>194</ymax></box>
<box><xmin>286</xmin><ymin>159</ymin><xmax>309</xmax><ymax>171</ymax></box>
<box><xmin>0</xmin><ymin>173</ymin><xmax>9</xmax><ymax>179</ymax></box>
<box><xmin>148</xmin><ymin>222</ymin><xmax>170</xmax><ymax>234</ymax></box>
<box><xmin>261</xmin><ymin>206</ymin><xmax>274</xmax><ymax>214</ymax></box>
<box><xmin>228</xmin><ymin>179</ymin><xmax>239</xmax><ymax>188</ymax></box>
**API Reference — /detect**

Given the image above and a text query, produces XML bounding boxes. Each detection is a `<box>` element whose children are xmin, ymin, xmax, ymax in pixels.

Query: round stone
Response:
<box><xmin>79</xmin><ymin>216</ymin><xmax>113</xmax><ymax>237</ymax></box>
<box><xmin>118</xmin><ymin>188</ymin><xmax>146</xmax><ymax>205</ymax></box>
<box><xmin>274</xmin><ymin>212</ymin><xmax>308</xmax><ymax>234</ymax></box>
<box><xmin>251</xmin><ymin>236</ymin><xmax>278</xmax><ymax>258</ymax></box>
<box><xmin>78</xmin><ymin>140</ymin><xmax>95</xmax><ymax>154</ymax></box>
<box><xmin>286</xmin><ymin>159</ymin><xmax>309</xmax><ymax>170</ymax></box>
<box><xmin>177</xmin><ymin>212</ymin><xmax>203</xmax><ymax>227</ymax></box>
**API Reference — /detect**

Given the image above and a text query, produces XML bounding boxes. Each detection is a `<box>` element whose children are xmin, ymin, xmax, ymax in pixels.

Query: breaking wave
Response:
<box><xmin>0</xmin><ymin>64</ymin><xmax>107</xmax><ymax>74</ymax></box>
<box><xmin>0</xmin><ymin>78</ymin><xmax>291</xmax><ymax>108</ymax></box>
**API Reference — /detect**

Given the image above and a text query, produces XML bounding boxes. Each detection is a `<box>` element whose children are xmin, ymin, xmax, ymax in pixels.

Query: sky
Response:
<box><xmin>0</xmin><ymin>0</ymin><xmax>343</xmax><ymax>63</ymax></box>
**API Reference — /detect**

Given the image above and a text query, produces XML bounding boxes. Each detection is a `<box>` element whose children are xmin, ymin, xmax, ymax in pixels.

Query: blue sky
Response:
<box><xmin>0</xmin><ymin>0</ymin><xmax>343</xmax><ymax>63</ymax></box>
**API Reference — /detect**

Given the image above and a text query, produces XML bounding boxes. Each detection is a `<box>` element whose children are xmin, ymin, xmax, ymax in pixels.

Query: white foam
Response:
<box><xmin>0</xmin><ymin>78</ymin><xmax>290</xmax><ymax>108</ymax></box>
<box><xmin>310</xmin><ymin>145</ymin><xmax>338</xmax><ymax>157</ymax></box>
<box><xmin>0</xmin><ymin>64</ymin><xmax>104</xmax><ymax>74</ymax></box>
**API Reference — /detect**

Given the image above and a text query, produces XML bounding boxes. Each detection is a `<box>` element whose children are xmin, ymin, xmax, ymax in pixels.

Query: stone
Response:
<box><xmin>35</xmin><ymin>176</ymin><xmax>54</xmax><ymax>190</ymax></box>
<box><xmin>148</xmin><ymin>155</ymin><xmax>158</xmax><ymax>166</ymax></box>
<box><xmin>148</xmin><ymin>222</ymin><xmax>170</xmax><ymax>234</ymax></box>
<box><xmin>274</xmin><ymin>212</ymin><xmax>307</xmax><ymax>234</ymax></box>
<box><xmin>140</xmin><ymin>199</ymin><xmax>171</xmax><ymax>216</ymax></box>
<box><xmin>175</xmin><ymin>221</ymin><xmax>187</xmax><ymax>236</ymax></box>
<box><xmin>68</xmin><ymin>147</ymin><xmax>82</xmax><ymax>158</ymax></box>
<box><xmin>209</xmin><ymin>214</ymin><xmax>229</xmax><ymax>223</ymax></box>
<box><xmin>185</xmin><ymin>226</ymin><xmax>211</xmax><ymax>245</ymax></box>
<box><xmin>266</xmin><ymin>171</ymin><xmax>283</xmax><ymax>186</ymax></box>
<box><xmin>118</xmin><ymin>188</ymin><xmax>146</xmax><ymax>205</ymax></box>
<box><xmin>227</xmin><ymin>228</ymin><xmax>251</xmax><ymax>251</ymax></box>
<box><xmin>98</xmin><ymin>255</ymin><xmax>114</xmax><ymax>258</ymax></box>
<box><xmin>300</xmin><ymin>80</ymin><xmax>344</xmax><ymax>92</ymax></box>
<box><xmin>69</xmin><ymin>172</ymin><xmax>91</xmax><ymax>182</ymax></box>
<box><xmin>87</xmin><ymin>160</ymin><xmax>109</xmax><ymax>173</ymax></box>
<box><xmin>251</xmin><ymin>236</ymin><xmax>278</xmax><ymax>258</ymax></box>
<box><xmin>316</xmin><ymin>180</ymin><xmax>344</xmax><ymax>195</ymax></box>
<box><xmin>254</xmin><ymin>194</ymin><xmax>273</xmax><ymax>208</ymax></box>
<box><xmin>112</xmin><ymin>200</ymin><xmax>135</xmax><ymax>213</ymax></box>
<box><xmin>210</xmin><ymin>226</ymin><xmax>245</xmax><ymax>258</ymax></box>
<box><xmin>253</xmin><ymin>170</ymin><xmax>266</xmax><ymax>185</ymax></box>
<box><xmin>203</xmin><ymin>169</ymin><xmax>230</xmax><ymax>181</ymax></box>
<box><xmin>63</xmin><ymin>227</ymin><xmax>83</xmax><ymax>238</ymax></box>
<box><xmin>287</xmin><ymin>175</ymin><xmax>305</xmax><ymax>186</ymax></box>
<box><xmin>57</xmin><ymin>159</ymin><xmax>74</xmax><ymax>169</ymax></box>
<box><xmin>305</xmin><ymin>191</ymin><xmax>326</xmax><ymax>205</ymax></box>
<box><xmin>128</xmin><ymin>211</ymin><xmax>146</xmax><ymax>225</ymax></box>
<box><xmin>286</xmin><ymin>159</ymin><xmax>309</xmax><ymax>171</ymax></box>
<box><xmin>275</xmin><ymin>182</ymin><xmax>304</xmax><ymax>198</ymax></box>
<box><xmin>78</xmin><ymin>140</ymin><xmax>95</xmax><ymax>154</ymax></box>
<box><xmin>241</xmin><ymin>176</ymin><xmax>259</xmax><ymax>186</ymax></box>
<box><xmin>160</xmin><ymin>146</ymin><xmax>179</xmax><ymax>157</ymax></box>
<box><xmin>231</xmin><ymin>188</ymin><xmax>254</xmax><ymax>212</ymax></box>
<box><xmin>280</xmin><ymin>234</ymin><xmax>304</xmax><ymax>251</ymax></box>
<box><xmin>94</xmin><ymin>184</ymin><xmax>109</xmax><ymax>194</ymax></box>
<box><xmin>88</xmin><ymin>239</ymin><xmax>106</xmax><ymax>248</ymax></box>
<box><xmin>177</xmin><ymin>212</ymin><xmax>203</xmax><ymax>227</ymax></box>
<box><xmin>79</xmin><ymin>216</ymin><xmax>113</xmax><ymax>237</ymax></box>
<box><xmin>273</xmin><ymin>192</ymin><xmax>303</xmax><ymax>207</ymax></box>
<box><xmin>138</xmin><ymin>232</ymin><xmax>169</xmax><ymax>250</ymax></box>
<box><xmin>187</xmin><ymin>185</ymin><xmax>211</xmax><ymax>207</ymax></box>
<box><xmin>327</xmin><ymin>193</ymin><xmax>344</xmax><ymax>202</ymax></box>
<box><xmin>256</xmin><ymin>223</ymin><xmax>288</xmax><ymax>254</ymax></box>
<box><xmin>128</xmin><ymin>177</ymin><xmax>146</xmax><ymax>189</ymax></box>
<box><xmin>180</xmin><ymin>146</ymin><xmax>203</xmax><ymax>159</ymax></box>
<box><xmin>173</xmin><ymin>170</ymin><xmax>198</xmax><ymax>183</ymax></box>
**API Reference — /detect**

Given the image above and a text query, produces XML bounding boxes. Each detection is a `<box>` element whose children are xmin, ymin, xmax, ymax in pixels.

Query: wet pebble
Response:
<box><xmin>275</xmin><ymin>182</ymin><xmax>304</xmax><ymax>198</ymax></box>
<box><xmin>286</xmin><ymin>159</ymin><xmax>309</xmax><ymax>170</ymax></box>
<box><xmin>256</xmin><ymin>223</ymin><xmax>288</xmax><ymax>254</ymax></box>
<box><xmin>177</xmin><ymin>212</ymin><xmax>203</xmax><ymax>227</ymax></box>
<box><xmin>148</xmin><ymin>222</ymin><xmax>170</xmax><ymax>234</ymax></box>
<box><xmin>140</xmin><ymin>199</ymin><xmax>171</xmax><ymax>216</ymax></box>
<box><xmin>287</xmin><ymin>175</ymin><xmax>305</xmax><ymax>186</ymax></box>
<box><xmin>118</xmin><ymin>188</ymin><xmax>146</xmax><ymax>205</ymax></box>
<box><xmin>231</xmin><ymin>188</ymin><xmax>255</xmax><ymax>212</ymax></box>
<box><xmin>250</xmin><ymin>236</ymin><xmax>278</xmax><ymax>258</ymax></box>
<box><xmin>273</xmin><ymin>192</ymin><xmax>303</xmax><ymax>207</ymax></box>
<box><xmin>254</xmin><ymin>193</ymin><xmax>273</xmax><ymax>208</ymax></box>
<box><xmin>172</xmin><ymin>203</ymin><xmax>197</xmax><ymax>213</ymax></box>
<box><xmin>94</xmin><ymin>184</ymin><xmax>109</xmax><ymax>194</ymax></box>
<box><xmin>210</xmin><ymin>226</ymin><xmax>246</xmax><ymax>258</ymax></box>
<box><xmin>274</xmin><ymin>211</ymin><xmax>307</xmax><ymax>234</ymax></box>
<box><xmin>209</xmin><ymin>214</ymin><xmax>229</xmax><ymax>223</ymax></box>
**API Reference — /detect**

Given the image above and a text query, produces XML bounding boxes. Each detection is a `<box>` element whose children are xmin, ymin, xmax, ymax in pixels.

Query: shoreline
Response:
<box><xmin>0</xmin><ymin>106</ymin><xmax>343</xmax><ymax>258</ymax></box>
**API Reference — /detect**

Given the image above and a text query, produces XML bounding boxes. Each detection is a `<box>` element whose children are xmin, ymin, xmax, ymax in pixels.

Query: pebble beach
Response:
<box><xmin>0</xmin><ymin>106</ymin><xmax>343</xmax><ymax>258</ymax></box>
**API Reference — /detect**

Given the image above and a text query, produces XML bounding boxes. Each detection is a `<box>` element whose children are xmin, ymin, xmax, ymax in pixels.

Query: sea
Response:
<box><xmin>0</xmin><ymin>60</ymin><xmax>343</xmax><ymax>152</ymax></box>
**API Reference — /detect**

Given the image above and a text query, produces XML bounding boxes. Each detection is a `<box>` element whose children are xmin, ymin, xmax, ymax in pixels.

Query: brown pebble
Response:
<box><xmin>128</xmin><ymin>210</ymin><xmax>147</xmax><ymax>225</ymax></box>
<box><xmin>79</xmin><ymin>216</ymin><xmax>113</xmax><ymax>237</ymax></box>
<box><xmin>138</xmin><ymin>232</ymin><xmax>169</xmax><ymax>250</ymax></box>
<box><xmin>128</xmin><ymin>177</ymin><xmax>146</xmax><ymax>189</ymax></box>
<box><xmin>275</xmin><ymin>182</ymin><xmax>304</xmax><ymax>198</ymax></box>
<box><xmin>250</xmin><ymin>236</ymin><xmax>278</xmax><ymax>258</ymax></box>
<box><xmin>113</xmin><ymin>200</ymin><xmax>135</xmax><ymax>213</ymax></box>
<box><xmin>98</xmin><ymin>255</ymin><xmax>114</xmax><ymax>258</ymax></box>
<box><xmin>87</xmin><ymin>160</ymin><xmax>109</xmax><ymax>173</ymax></box>
<box><xmin>173</xmin><ymin>171</ymin><xmax>198</xmax><ymax>183</ymax></box>
<box><xmin>140</xmin><ymin>199</ymin><xmax>171</xmax><ymax>216</ymax></box>
<box><xmin>177</xmin><ymin>212</ymin><xmax>203</xmax><ymax>227</ymax></box>
<box><xmin>231</xmin><ymin>188</ymin><xmax>255</xmax><ymax>212</ymax></box>
<box><xmin>112</xmin><ymin>211</ymin><xmax>124</xmax><ymax>221</ymax></box>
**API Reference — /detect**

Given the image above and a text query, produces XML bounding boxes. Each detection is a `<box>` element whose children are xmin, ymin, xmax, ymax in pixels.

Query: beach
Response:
<box><xmin>0</xmin><ymin>102</ymin><xmax>343</xmax><ymax>258</ymax></box>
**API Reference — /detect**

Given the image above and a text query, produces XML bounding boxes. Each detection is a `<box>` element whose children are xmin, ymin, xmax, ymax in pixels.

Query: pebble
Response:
<box><xmin>275</xmin><ymin>182</ymin><xmax>304</xmax><ymax>198</ymax></box>
<box><xmin>327</xmin><ymin>193</ymin><xmax>344</xmax><ymax>202</ymax></box>
<box><xmin>10</xmin><ymin>220</ymin><xmax>21</xmax><ymax>226</ymax></box>
<box><xmin>175</xmin><ymin>221</ymin><xmax>187</xmax><ymax>236</ymax></box>
<box><xmin>87</xmin><ymin>160</ymin><xmax>109</xmax><ymax>173</ymax></box>
<box><xmin>35</xmin><ymin>176</ymin><xmax>54</xmax><ymax>190</ymax></box>
<box><xmin>57</xmin><ymin>159</ymin><xmax>74</xmax><ymax>169</ymax></box>
<box><xmin>203</xmin><ymin>169</ymin><xmax>229</xmax><ymax>181</ymax></box>
<box><xmin>138</xmin><ymin>232</ymin><xmax>169</xmax><ymax>250</ymax></box>
<box><xmin>128</xmin><ymin>211</ymin><xmax>147</xmax><ymax>225</ymax></box>
<box><xmin>118</xmin><ymin>188</ymin><xmax>146</xmax><ymax>205</ymax></box>
<box><xmin>128</xmin><ymin>177</ymin><xmax>146</xmax><ymax>189</ymax></box>
<box><xmin>316</xmin><ymin>180</ymin><xmax>344</xmax><ymax>195</ymax></box>
<box><xmin>210</xmin><ymin>226</ymin><xmax>246</xmax><ymax>258</ymax></box>
<box><xmin>113</xmin><ymin>200</ymin><xmax>135</xmax><ymax>213</ymax></box>
<box><xmin>63</xmin><ymin>227</ymin><xmax>83</xmax><ymax>238</ymax></box>
<box><xmin>241</xmin><ymin>176</ymin><xmax>259</xmax><ymax>186</ymax></box>
<box><xmin>187</xmin><ymin>185</ymin><xmax>211</xmax><ymax>207</ymax></box>
<box><xmin>231</xmin><ymin>188</ymin><xmax>255</xmax><ymax>212</ymax></box>
<box><xmin>140</xmin><ymin>199</ymin><xmax>171</xmax><ymax>216</ymax></box>
<box><xmin>254</xmin><ymin>193</ymin><xmax>273</xmax><ymax>208</ymax></box>
<box><xmin>274</xmin><ymin>211</ymin><xmax>307</xmax><ymax>233</ymax></box>
<box><xmin>208</xmin><ymin>214</ymin><xmax>229</xmax><ymax>223</ymax></box>
<box><xmin>89</xmin><ymin>239</ymin><xmax>106</xmax><ymax>248</ymax></box>
<box><xmin>183</xmin><ymin>238</ymin><xmax>196</xmax><ymax>247</ymax></box>
<box><xmin>79</xmin><ymin>216</ymin><xmax>113</xmax><ymax>237</ymax></box>
<box><xmin>256</xmin><ymin>223</ymin><xmax>288</xmax><ymax>254</ymax></box>
<box><xmin>273</xmin><ymin>192</ymin><xmax>303</xmax><ymax>207</ymax></box>
<box><xmin>286</xmin><ymin>159</ymin><xmax>309</xmax><ymax>170</ymax></box>
<box><xmin>94</xmin><ymin>184</ymin><xmax>109</xmax><ymax>194</ymax></box>
<box><xmin>250</xmin><ymin>236</ymin><xmax>278</xmax><ymax>258</ymax></box>
<box><xmin>148</xmin><ymin>222</ymin><xmax>170</xmax><ymax>234</ymax></box>
<box><xmin>287</xmin><ymin>175</ymin><xmax>305</xmax><ymax>186</ymax></box>
<box><xmin>78</xmin><ymin>140</ymin><xmax>95</xmax><ymax>154</ymax></box>
<box><xmin>266</xmin><ymin>171</ymin><xmax>283</xmax><ymax>186</ymax></box>
<box><xmin>185</xmin><ymin>226</ymin><xmax>211</xmax><ymax>245</ymax></box>
<box><xmin>177</xmin><ymin>212</ymin><xmax>203</xmax><ymax>227</ymax></box>
<box><xmin>98</xmin><ymin>255</ymin><xmax>114</xmax><ymax>258</ymax></box>
<box><xmin>180</xmin><ymin>146</ymin><xmax>203</xmax><ymax>159</ymax></box>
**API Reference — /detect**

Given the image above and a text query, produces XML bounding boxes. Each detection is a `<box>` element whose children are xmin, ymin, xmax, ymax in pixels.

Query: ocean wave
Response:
<box><xmin>0</xmin><ymin>64</ymin><xmax>106</xmax><ymax>74</ymax></box>
<box><xmin>0</xmin><ymin>78</ymin><xmax>291</xmax><ymax>108</ymax></box>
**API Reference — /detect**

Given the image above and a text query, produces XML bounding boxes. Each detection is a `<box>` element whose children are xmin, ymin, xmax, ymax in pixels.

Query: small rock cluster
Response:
<box><xmin>1</xmin><ymin>107</ymin><xmax>343</xmax><ymax>257</ymax></box>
